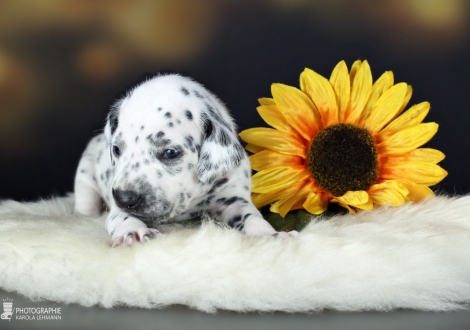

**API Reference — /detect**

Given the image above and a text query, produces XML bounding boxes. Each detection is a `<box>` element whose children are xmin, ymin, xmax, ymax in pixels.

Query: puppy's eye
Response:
<box><xmin>162</xmin><ymin>149</ymin><xmax>180</xmax><ymax>159</ymax></box>
<box><xmin>113</xmin><ymin>145</ymin><xmax>121</xmax><ymax>158</ymax></box>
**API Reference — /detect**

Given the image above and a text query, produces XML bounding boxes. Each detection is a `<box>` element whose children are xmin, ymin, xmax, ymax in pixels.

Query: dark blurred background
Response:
<box><xmin>1</xmin><ymin>0</ymin><xmax>469</xmax><ymax>201</ymax></box>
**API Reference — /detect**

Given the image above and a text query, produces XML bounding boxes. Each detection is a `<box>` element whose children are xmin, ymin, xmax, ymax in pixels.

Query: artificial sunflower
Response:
<box><xmin>239</xmin><ymin>60</ymin><xmax>447</xmax><ymax>217</ymax></box>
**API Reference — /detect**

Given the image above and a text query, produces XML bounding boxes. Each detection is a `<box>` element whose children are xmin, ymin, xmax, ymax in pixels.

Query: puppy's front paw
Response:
<box><xmin>111</xmin><ymin>219</ymin><xmax>160</xmax><ymax>247</ymax></box>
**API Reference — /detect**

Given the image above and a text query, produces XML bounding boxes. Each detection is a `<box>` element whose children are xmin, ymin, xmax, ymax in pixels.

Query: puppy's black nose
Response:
<box><xmin>112</xmin><ymin>189</ymin><xmax>142</xmax><ymax>209</ymax></box>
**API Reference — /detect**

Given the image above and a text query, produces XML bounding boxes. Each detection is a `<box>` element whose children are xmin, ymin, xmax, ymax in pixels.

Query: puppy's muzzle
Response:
<box><xmin>112</xmin><ymin>189</ymin><xmax>142</xmax><ymax>210</ymax></box>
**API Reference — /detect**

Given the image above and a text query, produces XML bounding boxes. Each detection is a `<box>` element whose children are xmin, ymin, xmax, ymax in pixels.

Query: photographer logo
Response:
<box><xmin>1</xmin><ymin>297</ymin><xmax>13</xmax><ymax>321</ymax></box>
<box><xmin>1</xmin><ymin>297</ymin><xmax>61</xmax><ymax>322</ymax></box>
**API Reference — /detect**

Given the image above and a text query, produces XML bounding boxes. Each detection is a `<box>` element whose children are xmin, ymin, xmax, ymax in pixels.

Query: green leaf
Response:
<box><xmin>262</xmin><ymin>204</ymin><xmax>347</xmax><ymax>232</ymax></box>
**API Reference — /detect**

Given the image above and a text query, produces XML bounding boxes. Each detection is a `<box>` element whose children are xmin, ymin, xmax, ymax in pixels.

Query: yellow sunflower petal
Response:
<box><xmin>347</xmin><ymin>60</ymin><xmax>373</xmax><ymax>124</ymax></box>
<box><xmin>251</xmin><ymin>193</ymin><xmax>267</xmax><ymax>208</ymax></box>
<box><xmin>384</xmin><ymin>148</ymin><xmax>445</xmax><ymax>164</ymax></box>
<box><xmin>330</xmin><ymin>191</ymin><xmax>373</xmax><ymax>210</ymax></box>
<box><xmin>252</xmin><ymin>166</ymin><xmax>310</xmax><ymax>194</ymax></box>
<box><xmin>368</xmin><ymin>180</ymin><xmax>409</xmax><ymax>206</ymax></box>
<box><xmin>271</xmin><ymin>83</ymin><xmax>319</xmax><ymax>140</ymax></box>
<box><xmin>303</xmin><ymin>191</ymin><xmax>328</xmax><ymax>215</ymax></box>
<box><xmin>249</xmin><ymin>150</ymin><xmax>303</xmax><ymax>171</ymax></box>
<box><xmin>258</xmin><ymin>97</ymin><xmax>275</xmax><ymax>106</ymax></box>
<box><xmin>251</xmin><ymin>181</ymin><xmax>306</xmax><ymax>208</ymax></box>
<box><xmin>239</xmin><ymin>128</ymin><xmax>306</xmax><ymax>157</ymax></box>
<box><xmin>377</xmin><ymin>101</ymin><xmax>430</xmax><ymax>142</ymax></box>
<box><xmin>245</xmin><ymin>143</ymin><xmax>265</xmax><ymax>153</ymax></box>
<box><xmin>364</xmin><ymin>83</ymin><xmax>408</xmax><ymax>134</ymax></box>
<box><xmin>290</xmin><ymin>198</ymin><xmax>309</xmax><ymax>211</ymax></box>
<box><xmin>329</xmin><ymin>60</ymin><xmax>351</xmax><ymax>122</ymax></box>
<box><xmin>257</xmin><ymin>105</ymin><xmax>294</xmax><ymax>135</ymax></box>
<box><xmin>377</xmin><ymin>123</ymin><xmax>438</xmax><ymax>156</ymax></box>
<box><xmin>270</xmin><ymin>196</ymin><xmax>297</xmax><ymax>217</ymax></box>
<box><xmin>357</xmin><ymin>71</ymin><xmax>394</xmax><ymax>126</ymax></box>
<box><xmin>397</xmin><ymin>85</ymin><xmax>413</xmax><ymax>116</ymax></box>
<box><xmin>381</xmin><ymin>161</ymin><xmax>448</xmax><ymax>186</ymax></box>
<box><xmin>355</xmin><ymin>198</ymin><xmax>374</xmax><ymax>210</ymax></box>
<box><xmin>271</xmin><ymin>183</ymin><xmax>312</xmax><ymax>217</ymax></box>
<box><xmin>397</xmin><ymin>179</ymin><xmax>435</xmax><ymax>202</ymax></box>
<box><xmin>349</xmin><ymin>59</ymin><xmax>362</xmax><ymax>82</ymax></box>
<box><xmin>301</xmin><ymin>67</ymin><xmax>339</xmax><ymax>127</ymax></box>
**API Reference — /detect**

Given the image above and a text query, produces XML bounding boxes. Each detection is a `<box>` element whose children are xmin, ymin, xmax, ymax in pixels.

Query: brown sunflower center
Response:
<box><xmin>307</xmin><ymin>123</ymin><xmax>378</xmax><ymax>196</ymax></box>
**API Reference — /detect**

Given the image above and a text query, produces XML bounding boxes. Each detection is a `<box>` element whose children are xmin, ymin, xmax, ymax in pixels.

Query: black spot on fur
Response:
<box><xmin>205</xmin><ymin>102</ymin><xmax>229</xmax><ymax>128</ymax></box>
<box><xmin>184</xmin><ymin>135</ymin><xmax>197</xmax><ymax>153</ymax></box>
<box><xmin>181</xmin><ymin>87</ymin><xmax>190</xmax><ymax>96</ymax></box>
<box><xmin>168</xmin><ymin>122</ymin><xmax>174</xmax><ymax>128</ymax></box>
<box><xmin>218</xmin><ymin>129</ymin><xmax>231</xmax><ymax>146</ymax></box>
<box><xmin>196</xmin><ymin>195</ymin><xmax>214</xmax><ymax>207</ymax></box>
<box><xmin>131</xmin><ymin>162</ymin><xmax>140</xmax><ymax>171</ymax></box>
<box><xmin>96</xmin><ymin>150</ymin><xmax>103</xmax><ymax>163</ymax></box>
<box><xmin>147</xmin><ymin>134</ymin><xmax>171</xmax><ymax>149</ymax></box>
<box><xmin>208</xmin><ymin>178</ymin><xmax>229</xmax><ymax>194</ymax></box>
<box><xmin>158</xmin><ymin>107</ymin><xmax>162</xmax><ymax>111</ymax></box>
<box><xmin>164</xmin><ymin>112</ymin><xmax>172</xmax><ymax>119</ymax></box>
<box><xmin>194</xmin><ymin>90</ymin><xmax>204</xmax><ymax>99</ymax></box>
<box><xmin>228</xmin><ymin>215</ymin><xmax>241</xmax><ymax>228</ymax></box>
<box><xmin>228</xmin><ymin>215</ymin><xmax>245</xmax><ymax>230</ymax></box>
<box><xmin>80</xmin><ymin>169</ymin><xmax>87</xmax><ymax>174</ymax></box>
<box><xmin>218</xmin><ymin>197</ymin><xmax>249</xmax><ymax>206</ymax></box>
<box><xmin>185</xmin><ymin>110</ymin><xmax>193</xmax><ymax>121</ymax></box>
<box><xmin>135</xmin><ymin>136</ymin><xmax>139</xmax><ymax>143</ymax></box>
<box><xmin>140</xmin><ymin>125</ymin><xmax>145</xmax><ymax>130</ymax></box>
<box><xmin>156</xmin><ymin>170</ymin><xmax>163</xmax><ymax>178</ymax></box>
<box><xmin>201</xmin><ymin>113</ymin><xmax>213</xmax><ymax>139</ymax></box>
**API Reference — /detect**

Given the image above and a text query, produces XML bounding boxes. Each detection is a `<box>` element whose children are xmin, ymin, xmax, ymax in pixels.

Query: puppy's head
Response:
<box><xmin>104</xmin><ymin>74</ymin><xmax>245</xmax><ymax>222</ymax></box>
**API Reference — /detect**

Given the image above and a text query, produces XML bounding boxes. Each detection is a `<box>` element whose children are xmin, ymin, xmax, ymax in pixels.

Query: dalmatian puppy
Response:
<box><xmin>74</xmin><ymin>74</ymin><xmax>298</xmax><ymax>247</ymax></box>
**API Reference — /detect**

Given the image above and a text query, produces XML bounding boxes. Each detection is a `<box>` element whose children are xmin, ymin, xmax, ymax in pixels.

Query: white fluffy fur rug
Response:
<box><xmin>0</xmin><ymin>195</ymin><xmax>470</xmax><ymax>313</ymax></box>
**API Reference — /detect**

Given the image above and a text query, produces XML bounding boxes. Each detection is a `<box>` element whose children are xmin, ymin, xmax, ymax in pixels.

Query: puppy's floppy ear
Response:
<box><xmin>104</xmin><ymin>109</ymin><xmax>118</xmax><ymax>140</ymax></box>
<box><xmin>104</xmin><ymin>98</ymin><xmax>123</xmax><ymax>142</ymax></box>
<box><xmin>104</xmin><ymin>100</ymin><xmax>122</xmax><ymax>164</ymax></box>
<box><xmin>197</xmin><ymin>113</ymin><xmax>246</xmax><ymax>183</ymax></box>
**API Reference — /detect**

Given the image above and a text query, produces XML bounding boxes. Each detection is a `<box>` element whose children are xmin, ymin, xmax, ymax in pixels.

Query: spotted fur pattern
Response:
<box><xmin>74</xmin><ymin>74</ymin><xmax>297</xmax><ymax>247</ymax></box>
